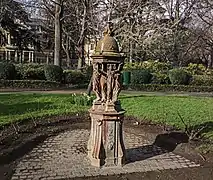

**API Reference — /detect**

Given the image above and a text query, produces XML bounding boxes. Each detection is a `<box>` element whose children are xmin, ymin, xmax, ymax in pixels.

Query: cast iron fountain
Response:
<box><xmin>87</xmin><ymin>24</ymin><xmax>126</xmax><ymax>167</ymax></box>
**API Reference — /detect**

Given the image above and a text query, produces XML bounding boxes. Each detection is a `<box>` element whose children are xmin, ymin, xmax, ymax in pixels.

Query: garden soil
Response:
<box><xmin>0</xmin><ymin>114</ymin><xmax>212</xmax><ymax>180</ymax></box>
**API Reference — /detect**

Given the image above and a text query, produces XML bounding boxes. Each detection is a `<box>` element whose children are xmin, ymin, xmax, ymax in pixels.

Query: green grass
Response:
<box><xmin>0</xmin><ymin>93</ymin><xmax>88</xmax><ymax>126</ymax></box>
<box><xmin>120</xmin><ymin>95</ymin><xmax>213</xmax><ymax>139</ymax></box>
<box><xmin>121</xmin><ymin>95</ymin><xmax>213</xmax><ymax>127</ymax></box>
<box><xmin>0</xmin><ymin>93</ymin><xmax>213</xmax><ymax>139</ymax></box>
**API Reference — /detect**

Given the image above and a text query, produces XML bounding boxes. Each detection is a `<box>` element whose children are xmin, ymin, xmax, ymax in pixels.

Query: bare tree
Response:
<box><xmin>54</xmin><ymin>0</ymin><xmax>63</xmax><ymax>66</ymax></box>
<box><xmin>193</xmin><ymin>0</ymin><xmax>213</xmax><ymax>68</ymax></box>
<box><xmin>24</xmin><ymin>0</ymin><xmax>64</xmax><ymax>66</ymax></box>
<box><xmin>22</xmin><ymin>0</ymin><xmax>213</xmax><ymax>68</ymax></box>
<box><xmin>62</xmin><ymin>0</ymin><xmax>103</xmax><ymax>69</ymax></box>
<box><xmin>104</xmin><ymin>0</ymin><xmax>204</xmax><ymax>65</ymax></box>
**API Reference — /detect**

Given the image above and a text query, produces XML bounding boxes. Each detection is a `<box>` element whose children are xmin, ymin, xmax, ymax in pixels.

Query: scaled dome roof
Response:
<box><xmin>94</xmin><ymin>25</ymin><xmax>119</xmax><ymax>54</ymax></box>
<box><xmin>95</xmin><ymin>34</ymin><xmax>119</xmax><ymax>53</ymax></box>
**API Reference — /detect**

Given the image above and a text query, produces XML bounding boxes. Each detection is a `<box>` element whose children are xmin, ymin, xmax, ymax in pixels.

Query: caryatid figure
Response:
<box><xmin>92</xmin><ymin>63</ymin><xmax>102</xmax><ymax>102</ymax></box>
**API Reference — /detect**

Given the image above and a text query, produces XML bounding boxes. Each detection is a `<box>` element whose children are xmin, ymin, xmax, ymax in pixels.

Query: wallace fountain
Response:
<box><xmin>10</xmin><ymin>24</ymin><xmax>200</xmax><ymax>180</ymax></box>
<box><xmin>87</xmin><ymin>23</ymin><xmax>126</xmax><ymax>167</ymax></box>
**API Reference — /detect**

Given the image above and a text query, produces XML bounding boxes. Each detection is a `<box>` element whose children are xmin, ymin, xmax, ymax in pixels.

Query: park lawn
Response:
<box><xmin>121</xmin><ymin>95</ymin><xmax>213</xmax><ymax>139</ymax></box>
<box><xmin>0</xmin><ymin>93</ymin><xmax>88</xmax><ymax>126</ymax></box>
<box><xmin>0</xmin><ymin>93</ymin><xmax>213</xmax><ymax>139</ymax></box>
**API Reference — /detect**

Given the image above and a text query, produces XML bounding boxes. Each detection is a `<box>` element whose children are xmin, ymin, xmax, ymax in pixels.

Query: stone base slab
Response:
<box><xmin>12</xmin><ymin>129</ymin><xmax>200</xmax><ymax>180</ymax></box>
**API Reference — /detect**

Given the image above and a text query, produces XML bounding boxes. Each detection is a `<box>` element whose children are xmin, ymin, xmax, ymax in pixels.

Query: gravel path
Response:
<box><xmin>1</xmin><ymin>88</ymin><xmax>213</xmax><ymax>97</ymax></box>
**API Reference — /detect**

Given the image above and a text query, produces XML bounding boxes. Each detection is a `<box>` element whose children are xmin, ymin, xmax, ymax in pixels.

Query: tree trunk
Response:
<box><xmin>77</xmin><ymin>57</ymin><xmax>83</xmax><ymax>69</ymax></box>
<box><xmin>208</xmin><ymin>47</ymin><xmax>213</xmax><ymax>69</ymax></box>
<box><xmin>65</xmin><ymin>49</ymin><xmax>71</xmax><ymax>67</ymax></box>
<box><xmin>77</xmin><ymin>2</ymin><xmax>87</xmax><ymax>69</ymax></box>
<box><xmin>46</xmin><ymin>54</ymin><xmax>49</xmax><ymax>64</ymax></box>
<box><xmin>77</xmin><ymin>39</ymin><xmax>85</xmax><ymax>69</ymax></box>
<box><xmin>62</xmin><ymin>36</ymin><xmax>71</xmax><ymax>67</ymax></box>
<box><xmin>129</xmin><ymin>40</ymin><xmax>133</xmax><ymax>63</ymax></box>
<box><xmin>54</xmin><ymin>0</ymin><xmax>62</xmax><ymax>66</ymax></box>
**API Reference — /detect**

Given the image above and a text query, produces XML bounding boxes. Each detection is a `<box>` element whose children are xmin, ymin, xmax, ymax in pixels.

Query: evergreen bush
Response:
<box><xmin>44</xmin><ymin>65</ymin><xmax>63</xmax><ymax>82</ymax></box>
<box><xmin>131</xmin><ymin>69</ymin><xmax>152</xmax><ymax>84</ymax></box>
<box><xmin>123</xmin><ymin>84</ymin><xmax>213</xmax><ymax>92</ymax></box>
<box><xmin>189</xmin><ymin>75</ymin><xmax>213</xmax><ymax>86</ymax></box>
<box><xmin>151</xmin><ymin>73</ymin><xmax>170</xmax><ymax>84</ymax></box>
<box><xmin>63</xmin><ymin>70</ymin><xmax>88</xmax><ymax>84</ymax></box>
<box><xmin>0</xmin><ymin>80</ymin><xmax>60</xmax><ymax>89</ymax></box>
<box><xmin>169</xmin><ymin>68</ymin><xmax>191</xmax><ymax>85</ymax></box>
<box><xmin>0</xmin><ymin>62</ymin><xmax>16</xmax><ymax>80</ymax></box>
<box><xmin>15</xmin><ymin>63</ymin><xmax>45</xmax><ymax>80</ymax></box>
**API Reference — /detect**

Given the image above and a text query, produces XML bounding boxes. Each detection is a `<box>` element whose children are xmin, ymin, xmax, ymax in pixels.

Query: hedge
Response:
<box><xmin>0</xmin><ymin>80</ymin><xmax>61</xmax><ymax>89</ymax></box>
<box><xmin>123</xmin><ymin>84</ymin><xmax>213</xmax><ymax>92</ymax></box>
<box><xmin>131</xmin><ymin>69</ymin><xmax>152</xmax><ymax>84</ymax></box>
<box><xmin>151</xmin><ymin>73</ymin><xmax>170</xmax><ymax>84</ymax></box>
<box><xmin>63</xmin><ymin>70</ymin><xmax>88</xmax><ymax>84</ymax></box>
<box><xmin>0</xmin><ymin>62</ymin><xmax>16</xmax><ymax>80</ymax></box>
<box><xmin>189</xmin><ymin>75</ymin><xmax>213</xmax><ymax>86</ymax></box>
<box><xmin>1</xmin><ymin>80</ymin><xmax>213</xmax><ymax>92</ymax></box>
<box><xmin>15</xmin><ymin>63</ymin><xmax>45</xmax><ymax>80</ymax></box>
<box><xmin>44</xmin><ymin>65</ymin><xmax>63</xmax><ymax>82</ymax></box>
<box><xmin>169</xmin><ymin>68</ymin><xmax>191</xmax><ymax>85</ymax></box>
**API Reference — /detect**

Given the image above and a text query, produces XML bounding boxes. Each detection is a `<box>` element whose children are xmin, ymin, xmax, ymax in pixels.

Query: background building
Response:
<box><xmin>0</xmin><ymin>17</ymin><xmax>53</xmax><ymax>64</ymax></box>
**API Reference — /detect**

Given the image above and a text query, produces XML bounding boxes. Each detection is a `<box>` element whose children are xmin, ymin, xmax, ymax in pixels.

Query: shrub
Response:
<box><xmin>15</xmin><ymin>63</ymin><xmax>45</xmax><ymax>80</ymax></box>
<box><xmin>0</xmin><ymin>62</ymin><xmax>16</xmax><ymax>80</ymax></box>
<box><xmin>169</xmin><ymin>68</ymin><xmax>191</xmax><ymax>85</ymax></box>
<box><xmin>124</xmin><ymin>60</ymin><xmax>172</xmax><ymax>73</ymax></box>
<box><xmin>131</xmin><ymin>69</ymin><xmax>152</xmax><ymax>84</ymax></box>
<box><xmin>124</xmin><ymin>62</ymin><xmax>143</xmax><ymax>70</ymax></box>
<box><xmin>44</xmin><ymin>65</ymin><xmax>63</xmax><ymax>82</ymax></box>
<box><xmin>189</xmin><ymin>75</ymin><xmax>213</xmax><ymax>86</ymax></box>
<box><xmin>151</xmin><ymin>73</ymin><xmax>170</xmax><ymax>84</ymax></box>
<box><xmin>0</xmin><ymin>80</ymin><xmax>61</xmax><ymax>89</ymax></box>
<box><xmin>142</xmin><ymin>60</ymin><xmax>172</xmax><ymax>73</ymax></box>
<box><xmin>63</xmin><ymin>70</ymin><xmax>88</xmax><ymax>84</ymax></box>
<box><xmin>205</xmin><ymin>69</ymin><xmax>213</xmax><ymax>76</ymax></box>
<box><xmin>185</xmin><ymin>63</ymin><xmax>206</xmax><ymax>75</ymax></box>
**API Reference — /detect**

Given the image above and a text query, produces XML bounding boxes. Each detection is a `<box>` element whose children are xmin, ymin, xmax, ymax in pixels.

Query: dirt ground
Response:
<box><xmin>0</xmin><ymin>114</ymin><xmax>212</xmax><ymax>180</ymax></box>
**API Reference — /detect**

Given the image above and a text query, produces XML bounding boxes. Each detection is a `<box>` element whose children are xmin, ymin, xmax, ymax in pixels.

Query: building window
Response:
<box><xmin>90</xmin><ymin>43</ymin><xmax>95</xmax><ymax>50</ymax></box>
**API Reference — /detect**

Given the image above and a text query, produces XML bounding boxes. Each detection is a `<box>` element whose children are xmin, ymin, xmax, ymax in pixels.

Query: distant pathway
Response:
<box><xmin>1</xmin><ymin>88</ymin><xmax>213</xmax><ymax>97</ymax></box>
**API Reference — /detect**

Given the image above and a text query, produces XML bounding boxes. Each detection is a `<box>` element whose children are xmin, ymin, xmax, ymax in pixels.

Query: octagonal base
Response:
<box><xmin>87</xmin><ymin>105</ymin><xmax>126</xmax><ymax>168</ymax></box>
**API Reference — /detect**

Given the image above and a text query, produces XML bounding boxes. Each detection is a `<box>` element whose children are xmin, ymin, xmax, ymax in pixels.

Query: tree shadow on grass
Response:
<box><xmin>126</xmin><ymin>132</ymin><xmax>189</xmax><ymax>164</ymax></box>
<box><xmin>0</xmin><ymin>93</ymin><xmax>42</xmax><ymax>103</ymax></box>
<box><xmin>119</xmin><ymin>95</ymin><xmax>146</xmax><ymax>99</ymax></box>
<box><xmin>0</xmin><ymin>102</ymin><xmax>54</xmax><ymax>116</ymax></box>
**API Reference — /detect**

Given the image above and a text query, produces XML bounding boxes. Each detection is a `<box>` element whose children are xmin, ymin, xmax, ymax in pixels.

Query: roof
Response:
<box><xmin>93</xmin><ymin>25</ymin><xmax>120</xmax><ymax>56</ymax></box>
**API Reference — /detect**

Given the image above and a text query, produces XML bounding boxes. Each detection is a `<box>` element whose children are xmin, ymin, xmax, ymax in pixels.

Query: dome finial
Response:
<box><xmin>94</xmin><ymin>22</ymin><xmax>119</xmax><ymax>54</ymax></box>
<box><xmin>103</xmin><ymin>22</ymin><xmax>114</xmax><ymax>36</ymax></box>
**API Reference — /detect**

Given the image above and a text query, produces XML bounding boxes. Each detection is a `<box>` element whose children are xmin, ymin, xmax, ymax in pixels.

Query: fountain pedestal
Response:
<box><xmin>87</xmin><ymin>103</ymin><xmax>125</xmax><ymax>167</ymax></box>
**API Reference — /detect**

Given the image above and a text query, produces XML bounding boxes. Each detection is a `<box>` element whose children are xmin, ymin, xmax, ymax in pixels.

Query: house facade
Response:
<box><xmin>0</xmin><ymin>17</ymin><xmax>101</xmax><ymax>67</ymax></box>
<box><xmin>0</xmin><ymin>17</ymin><xmax>53</xmax><ymax>64</ymax></box>
<box><xmin>84</xmin><ymin>38</ymin><xmax>97</xmax><ymax>66</ymax></box>
<box><xmin>0</xmin><ymin>29</ymin><xmax>34</xmax><ymax>63</ymax></box>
